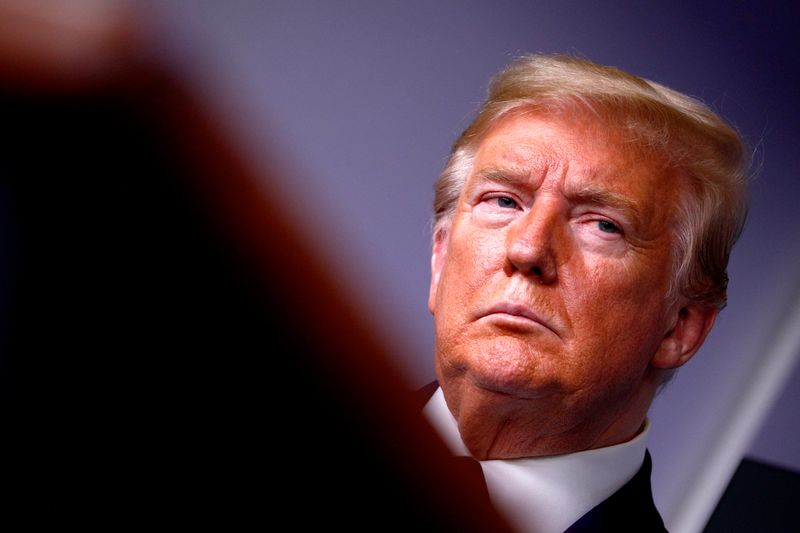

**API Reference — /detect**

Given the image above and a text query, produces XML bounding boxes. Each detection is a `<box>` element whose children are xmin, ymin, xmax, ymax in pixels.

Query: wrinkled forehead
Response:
<box><xmin>475</xmin><ymin>104</ymin><xmax>661</xmax><ymax>157</ymax></box>
<box><xmin>465</xmin><ymin>109</ymin><xmax>684</xmax><ymax>236</ymax></box>
<box><xmin>469</xmin><ymin>100</ymin><xmax>679</xmax><ymax>167</ymax></box>
<box><xmin>470</xmin><ymin>107</ymin><xmax>673</xmax><ymax>184</ymax></box>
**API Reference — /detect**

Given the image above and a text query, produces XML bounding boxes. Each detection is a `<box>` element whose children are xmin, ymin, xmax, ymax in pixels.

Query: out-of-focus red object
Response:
<box><xmin>0</xmin><ymin>0</ymin><xmax>135</xmax><ymax>92</ymax></box>
<box><xmin>0</xmin><ymin>1</ymin><xmax>510</xmax><ymax>529</ymax></box>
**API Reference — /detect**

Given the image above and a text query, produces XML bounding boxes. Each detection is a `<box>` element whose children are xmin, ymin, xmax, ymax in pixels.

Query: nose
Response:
<box><xmin>505</xmin><ymin>199</ymin><xmax>560</xmax><ymax>284</ymax></box>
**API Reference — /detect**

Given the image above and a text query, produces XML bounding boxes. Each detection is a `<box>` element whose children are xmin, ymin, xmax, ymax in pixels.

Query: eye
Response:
<box><xmin>494</xmin><ymin>196</ymin><xmax>519</xmax><ymax>209</ymax></box>
<box><xmin>473</xmin><ymin>193</ymin><xmax>523</xmax><ymax>224</ymax></box>
<box><xmin>597</xmin><ymin>220</ymin><xmax>620</xmax><ymax>234</ymax></box>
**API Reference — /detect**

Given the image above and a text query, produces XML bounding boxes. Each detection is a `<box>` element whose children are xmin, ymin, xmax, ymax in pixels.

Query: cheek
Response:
<box><xmin>443</xmin><ymin>229</ymin><xmax>506</xmax><ymax>292</ymax></box>
<box><xmin>433</xmin><ymin>229</ymin><xmax>507</xmax><ymax>364</ymax></box>
<box><xmin>570</xmin><ymin>248</ymin><xmax>671</xmax><ymax>310</ymax></box>
<box><xmin>562</xmin><ymin>257</ymin><xmax>670</xmax><ymax>356</ymax></box>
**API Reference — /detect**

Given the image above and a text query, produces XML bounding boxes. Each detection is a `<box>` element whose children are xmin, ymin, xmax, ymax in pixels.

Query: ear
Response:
<box><xmin>651</xmin><ymin>302</ymin><xmax>717</xmax><ymax>369</ymax></box>
<box><xmin>427</xmin><ymin>228</ymin><xmax>449</xmax><ymax>314</ymax></box>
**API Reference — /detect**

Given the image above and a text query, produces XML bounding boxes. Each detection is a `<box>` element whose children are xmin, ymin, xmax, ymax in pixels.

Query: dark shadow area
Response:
<box><xmin>0</xmin><ymin>52</ymin><xmax>508</xmax><ymax>530</ymax></box>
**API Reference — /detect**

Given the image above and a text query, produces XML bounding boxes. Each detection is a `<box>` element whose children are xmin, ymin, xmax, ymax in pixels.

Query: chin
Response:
<box><xmin>459</xmin><ymin>339</ymin><xmax>561</xmax><ymax>399</ymax></box>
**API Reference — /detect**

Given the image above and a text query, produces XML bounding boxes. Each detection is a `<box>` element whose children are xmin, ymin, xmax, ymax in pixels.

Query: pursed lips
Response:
<box><xmin>481</xmin><ymin>302</ymin><xmax>560</xmax><ymax>337</ymax></box>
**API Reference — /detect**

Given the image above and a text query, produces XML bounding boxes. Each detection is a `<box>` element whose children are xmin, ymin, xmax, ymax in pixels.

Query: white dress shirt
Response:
<box><xmin>423</xmin><ymin>387</ymin><xmax>649</xmax><ymax>533</ymax></box>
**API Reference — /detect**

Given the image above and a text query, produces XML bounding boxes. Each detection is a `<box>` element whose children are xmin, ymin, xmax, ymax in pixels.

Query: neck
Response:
<box><xmin>444</xmin><ymin>379</ymin><xmax>657</xmax><ymax>460</ymax></box>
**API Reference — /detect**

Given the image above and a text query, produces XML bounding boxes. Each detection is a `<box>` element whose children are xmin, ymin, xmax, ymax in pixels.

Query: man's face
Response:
<box><xmin>429</xmin><ymin>110</ymin><xmax>699</xmax><ymax>459</ymax></box>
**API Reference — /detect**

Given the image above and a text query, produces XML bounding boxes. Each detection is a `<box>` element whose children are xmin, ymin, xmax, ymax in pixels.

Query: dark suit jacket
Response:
<box><xmin>419</xmin><ymin>382</ymin><xmax>667</xmax><ymax>532</ymax></box>
<box><xmin>565</xmin><ymin>450</ymin><xmax>666</xmax><ymax>532</ymax></box>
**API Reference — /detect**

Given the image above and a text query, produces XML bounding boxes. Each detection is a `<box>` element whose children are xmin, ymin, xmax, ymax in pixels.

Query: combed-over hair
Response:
<box><xmin>433</xmin><ymin>54</ymin><xmax>749</xmax><ymax>309</ymax></box>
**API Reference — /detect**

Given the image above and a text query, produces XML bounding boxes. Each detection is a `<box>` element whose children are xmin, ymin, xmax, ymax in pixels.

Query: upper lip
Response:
<box><xmin>483</xmin><ymin>302</ymin><xmax>559</xmax><ymax>336</ymax></box>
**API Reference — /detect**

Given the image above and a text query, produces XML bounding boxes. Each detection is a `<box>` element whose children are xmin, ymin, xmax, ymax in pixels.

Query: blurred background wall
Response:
<box><xmin>7</xmin><ymin>1</ymin><xmax>798</xmax><ymax>530</ymax></box>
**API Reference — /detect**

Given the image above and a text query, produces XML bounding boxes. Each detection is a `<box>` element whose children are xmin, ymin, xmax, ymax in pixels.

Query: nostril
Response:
<box><xmin>531</xmin><ymin>266</ymin><xmax>543</xmax><ymax>276</ymax></box>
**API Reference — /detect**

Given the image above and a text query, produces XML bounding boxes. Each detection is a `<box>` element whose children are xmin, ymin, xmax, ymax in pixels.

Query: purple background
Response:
<box><xmin>141</xmin><ymin>1</ymin><xmax>799</xmax><ymax>529</ymax></box>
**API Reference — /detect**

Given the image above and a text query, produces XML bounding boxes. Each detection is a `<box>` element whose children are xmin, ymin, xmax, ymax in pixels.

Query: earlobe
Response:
<box><xmin>428</xmin><ymin>229</ymin><xmax>449</xmax><ymax>314</ymax></box>
<box><xmin>652</xmin><ymin>303</ymin><xmax>717</xmax><ymax>369</ymax></box>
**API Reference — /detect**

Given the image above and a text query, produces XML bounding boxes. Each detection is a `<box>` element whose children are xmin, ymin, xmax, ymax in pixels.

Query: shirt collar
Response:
<box><xmin>423</xmin><ymin>386</ymin><xmax>649</xmax><ymax>533</ymax></box>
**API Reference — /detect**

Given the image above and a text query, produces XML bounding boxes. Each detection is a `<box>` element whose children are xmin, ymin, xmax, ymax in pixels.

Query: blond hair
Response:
<box><xmin>433</xmin><ymin>54</ymin><xmax>749</xmax><ymax>309</ymax></box>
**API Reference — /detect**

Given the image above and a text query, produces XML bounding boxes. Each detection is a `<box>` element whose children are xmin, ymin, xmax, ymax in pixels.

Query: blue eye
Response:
<box><xmin>597</xmin><ymin>220</ymin><xmax>620</xmax><ymax>233</ymax></box>
<box><xmin>496</xmin><ymin>196</ymin><xmax>518</xmax><ymax>209</ymax></box>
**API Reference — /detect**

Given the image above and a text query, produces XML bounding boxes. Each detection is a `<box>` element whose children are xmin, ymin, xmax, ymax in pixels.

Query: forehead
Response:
<box><xmin>468</xmin><ymin>110</ymin><xmax>681</xmax><ymax>230</ymax></box>
<box><xmin>472</xmin><ymin>110</ymin><xmax>666</xmax><ymax>187</ymax></box>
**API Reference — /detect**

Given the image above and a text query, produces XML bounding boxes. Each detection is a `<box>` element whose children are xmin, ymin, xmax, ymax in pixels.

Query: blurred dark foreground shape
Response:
<box><xmin>0</xmin><ymin>2</ymin><xmax>510</xmax><ymax>528</ymax></box>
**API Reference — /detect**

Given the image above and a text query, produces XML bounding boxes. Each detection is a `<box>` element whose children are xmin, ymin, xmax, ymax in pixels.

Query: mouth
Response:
<box><xmin>481</xmin><ymin>302</ymin><xmax>560</xmax><ymax>337</ymax></box>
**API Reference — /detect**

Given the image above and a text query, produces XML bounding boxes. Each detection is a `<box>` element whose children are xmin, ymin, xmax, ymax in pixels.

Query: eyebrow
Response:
<box><xmin>471</xmin><ymin>166</ymin><xmax>533</xmax><ymax>187</ymax></box>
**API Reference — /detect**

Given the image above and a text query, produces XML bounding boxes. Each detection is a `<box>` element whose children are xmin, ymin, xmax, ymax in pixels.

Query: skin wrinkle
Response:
<box><xmin>429</xmin><ymin>110</ymin><xmax>714</xmax><ymax>460</ymax></box>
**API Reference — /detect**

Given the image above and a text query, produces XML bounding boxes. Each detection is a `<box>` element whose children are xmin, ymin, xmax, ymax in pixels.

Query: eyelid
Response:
<box><xmin>573</xmin><ymin>204</ymin><xmax>626</xmax><ymax>225</ymax></box>
<box><xmin>575</xmin><ymin>211</ymin><xmax>627</xmax><ymax>238</ymax></box>
<box><xmin>480</xmin><ymin>191</ymin><xmax>524</xmax><ymax>206</ymax></box>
